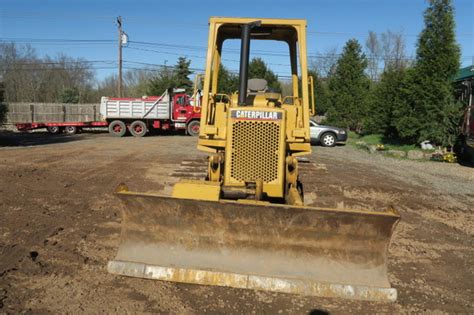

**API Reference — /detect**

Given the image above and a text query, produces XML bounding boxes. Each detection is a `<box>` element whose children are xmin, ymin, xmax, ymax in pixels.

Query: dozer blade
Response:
<box><xmin>108</xmin><ymin>189</ymin><xmax>400</xmax><ymax>302</ymax></box>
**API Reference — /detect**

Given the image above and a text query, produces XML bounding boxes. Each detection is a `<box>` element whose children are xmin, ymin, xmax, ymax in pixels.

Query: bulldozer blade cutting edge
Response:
<box><xmin>108</xmin><ymin>190</ymin><xmax>400</xmax><ymax>302</ymax></box>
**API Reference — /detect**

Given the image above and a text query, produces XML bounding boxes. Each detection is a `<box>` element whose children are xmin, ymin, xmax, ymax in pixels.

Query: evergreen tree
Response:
<box><xmin>248</xmin><ymin>57</ymin><xmax>281</xmax><ymax>92</ymax></box>
<box><xmin>326</xmin><ymin>39</ymin><xmax>369</xmax><ymax>131</ymax></box>
<box><xmin>174</xmin><ymin>57</ymin><xmax>193</xmax><ymax>92</ymax></box>
<box><xmin>217</xmin><ymin>65</ymin><xmax>239</xmax><ymax>94</ymax></box>
<box><xmin>147</xmin><ymin>66</ymin><xmax>175</xmax><ymax>96</ymax></box>
<box><xmin>147</xmin><ymin>57</ymin><xmax>193</xmax><ymax>95</ymax></box>
<box><xmin>216</xmin><ymin>59</ymin><xmax>280</xmax><ymax>94</ymax></box>
<box><xmin>59</xmin><ymin>87</ymin><xmax>80</xmax><ymax>103</ymax></box>
<box><xmin>365</xmin><ymin>66</ymin><xmax>407</xmax><ymax>137</ymax></box>
<box><xmin>308</xmin><ymin>69</ymin><xmax>329</xmax><ymax>116</ymax></box>
<box><xmin>394</xmin><ymin>0</ymin><xmax>461</xmax><ymax>146</ymax></box>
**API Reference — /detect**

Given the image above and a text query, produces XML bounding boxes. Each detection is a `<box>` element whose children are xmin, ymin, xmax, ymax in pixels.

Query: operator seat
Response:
<box><xmin>246</xmin><ymin>78</ymin><xmax>281</xmax><ymax>107</ymax></box>
<box><xmin>246</xmin><ymin>78</ymin><xmax>268</xmax><ymax>107</ymax></box>
<box><xmin>247</xmin><ymin>78</ymin><xmax>268</xmax><ymax>95</ymax></box>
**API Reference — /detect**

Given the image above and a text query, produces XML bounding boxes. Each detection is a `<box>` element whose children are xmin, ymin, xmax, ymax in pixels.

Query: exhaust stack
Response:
<box><xmin>238</xmin><ymin>21</ymin><xmax>261</xmax><ymax>106</ymax></box>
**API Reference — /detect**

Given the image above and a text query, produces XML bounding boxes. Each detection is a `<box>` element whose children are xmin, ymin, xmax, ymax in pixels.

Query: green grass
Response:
<box><xmin>347</xmin><ymin>132</ymin><xmax>419</xmax><ymax>152</ymax></box>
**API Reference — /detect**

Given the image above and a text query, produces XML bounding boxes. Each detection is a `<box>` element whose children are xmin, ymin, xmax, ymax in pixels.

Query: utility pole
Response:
<box><xmin>117</xmin><ymin>16</ymin><xmax>123</xmax><ymax>97</ymax></box>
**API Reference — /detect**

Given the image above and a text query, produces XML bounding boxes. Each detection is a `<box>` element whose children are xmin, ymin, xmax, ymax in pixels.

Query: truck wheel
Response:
<box><xmin>64</xmin><ymin>126</ymin><xmax>77</xmax><ymax>135</ymax></box>
<box><xmin>47</xmin><ymin>126</ymin><xmax>62</xmax><ymax>134</ymax></box>
<box><xmin>130</xmin><ymin>121</ymin><xmax>147</xmax><ymax>137</ymax></box>
<box><xmin>320</xmin><ymin>132</ymin><xmax>336</xmax><ymax>147</ymax></box>
<box><xmin>108</xmin><ymin>120</ymin><xmax>127</xmax><ymax>137</ymax></box>
<box><xmin>187</xmin><ymin>120</ymin><xmax>200</xmax><ymax>136</ymax></box>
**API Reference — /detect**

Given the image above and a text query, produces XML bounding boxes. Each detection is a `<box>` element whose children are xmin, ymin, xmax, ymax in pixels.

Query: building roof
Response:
<box><xmin>454</xmin><ymin>65</ymin><xmax>474</xmax><ymax>82</ymax></box>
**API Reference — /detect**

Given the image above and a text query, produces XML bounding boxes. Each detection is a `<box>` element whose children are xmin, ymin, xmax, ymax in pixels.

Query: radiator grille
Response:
<box><xmin>230</xmin><ymin>121</ymin><xmax>280</xmax><ymax>183</ymax></box>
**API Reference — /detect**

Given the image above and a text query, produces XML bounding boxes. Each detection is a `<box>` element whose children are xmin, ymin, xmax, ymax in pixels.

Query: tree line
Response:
<box><xmin>314</xmin><ymin>0</ymin><xmax>462</xmax><ymax>147</ymax></box>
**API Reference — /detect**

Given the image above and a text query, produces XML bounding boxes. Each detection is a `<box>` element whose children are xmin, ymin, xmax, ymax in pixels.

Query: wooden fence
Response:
<box><xmin>3</xmin><ymin>103</ymin><xmax>101</xmax><ymax>124</ymax></box>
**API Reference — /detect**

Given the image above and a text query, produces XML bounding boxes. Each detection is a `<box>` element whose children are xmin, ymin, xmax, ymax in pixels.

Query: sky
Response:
<box><xmin>1</xmin><ymin>0</ymin><xmax>473</xmax><ymax>82</ymax></box>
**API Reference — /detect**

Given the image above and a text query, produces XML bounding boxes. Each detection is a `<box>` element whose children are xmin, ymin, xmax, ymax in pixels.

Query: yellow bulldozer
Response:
<box><xmin>108</xmin><ymin>17</ymin><xmax>400</xmax><ymax>302</ymax></box>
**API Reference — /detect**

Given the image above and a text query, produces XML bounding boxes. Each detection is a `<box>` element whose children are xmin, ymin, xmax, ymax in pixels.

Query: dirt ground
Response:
<box><xmin>0</xmin><ymin>131</ymin><xmax>473</xmax><ymax>314</ymax></box>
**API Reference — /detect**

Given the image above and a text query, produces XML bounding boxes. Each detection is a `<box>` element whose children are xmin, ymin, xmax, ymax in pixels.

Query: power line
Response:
<box><xmin>0</xmin><ymin>66</ymin><xmax>118</xmax><ymax>71</ymax></box>
<box><xmin>130</xmin><ymin>40</ymin><xmax>208</xmax><ymax>51</ymax></box>
<box><xmin>0</xmin><ymin>37</ymin><xmax>114</xmax><ymax>43</ymax></box>
<box><xmin>0</xmin><ymin>62</ymin><xmax>397</xmax><ymax>79</ymax></box>
<box><xmin>130</xmin><ymin>40</ymin><xmax>291</xmax><ymax>57</ymax></box>
<box><xmin>6</xmin><ymin>60</ymin><xmax>117</xmax><ymax>65</ymax></box>
<box><xmin>127</xmin><ymin>40</ymin><xmax>474</xmax><ymax>61</ymax></box>
<box><xmin>1</xmin><ymin>38</ymin><xmax>471</xmax><ymax>77</ymax></box>
<box><xmin>3</xmin><ymin>37</ymin><xmax>473</xmax><ymax>61</ymax></box>
<box><xmin>0</xmin><ymin>49</ymin><xmax>469</xmax><ymax>77</ymax></box>
<box><xmin>130</xmin><ymin>40</ymin><xmax>286</xmax><ymax>55</ymax></box>
<box><xmin>0</xmin><ymin>61</ymin><xmax>297</xmax><ymax>78</ymax></box>
<box><xmin>307</xmin><ymin>30</ymin><xmax>474</xmax><ymax>38</ymax></box>
<box><xmin>126</xmin><ymin>46</ymin><xmax>208</xmax><ymax>61</ymax></box>
<box><xmin>126</xmin><ymin>46</ymin><xmax>293</xmax><ymax>67</ymax></box>
<box><xmin>128</xmin><ymin>44</ymin><xmax>412</xmax><ymax>63</ymax></box>
<box><xmin>128</xmin><ymin>45</ymin><xmax>294</xmax><ymax>66</ymax></box>
<box><xmin>0</xmin><ymin>13</ymin><xmax>114</xmax><ymax>21</ymax></box>
<box><xmin>133</xmin><ymin>40</ymin><xmax>474</xmax><ymax>60</ymax></box>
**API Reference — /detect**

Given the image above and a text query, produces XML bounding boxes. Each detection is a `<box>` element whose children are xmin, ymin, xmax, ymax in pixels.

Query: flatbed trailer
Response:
<box><xmin>16</xmin><ymin>121</ymin><xmax>108</xmax><ymax>134</ymax></box>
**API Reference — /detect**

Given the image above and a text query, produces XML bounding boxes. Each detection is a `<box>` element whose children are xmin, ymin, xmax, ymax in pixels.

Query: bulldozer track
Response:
<box><xmin>169</xmin><ymin>158</ymin><xmax>208</xmax><ymax>178</ymax></box>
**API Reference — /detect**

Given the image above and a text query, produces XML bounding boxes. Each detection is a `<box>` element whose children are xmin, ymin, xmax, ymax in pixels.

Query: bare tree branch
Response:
<box><xmin>365</xmin><ymin>31</ymin><xmax>381</xmax><ymax>81</ymax></box>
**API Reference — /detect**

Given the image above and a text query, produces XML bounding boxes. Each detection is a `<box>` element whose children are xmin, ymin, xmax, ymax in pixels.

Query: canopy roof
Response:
<box><xmin>211</xmin><ymin>17</ymin><xmax>305</xmax><ymax>43</ymax></box>
<box><xmin>454</xmin><ymin>65</ymin><xmax>474</xmax><ymax>82</ymax></box>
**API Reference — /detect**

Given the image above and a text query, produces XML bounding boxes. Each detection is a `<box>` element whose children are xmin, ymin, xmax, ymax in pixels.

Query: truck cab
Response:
<box><xmin>171</xmin><ymin>92</ymin><xmax>201</xmax><ymax>136</ymax></box>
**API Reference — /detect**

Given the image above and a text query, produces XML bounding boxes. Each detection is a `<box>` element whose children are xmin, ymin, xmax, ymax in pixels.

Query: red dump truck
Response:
<box><xmin>100</xmin><ymin>89</ymin><xmax>201</xmax><ymax>137</ymax></box>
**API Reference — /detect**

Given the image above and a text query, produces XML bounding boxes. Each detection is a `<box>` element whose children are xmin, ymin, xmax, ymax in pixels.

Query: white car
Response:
<box><xmin>309</xmin><ymin>119</ymin><xmax>347</xmax><ymax>147</ymax></box>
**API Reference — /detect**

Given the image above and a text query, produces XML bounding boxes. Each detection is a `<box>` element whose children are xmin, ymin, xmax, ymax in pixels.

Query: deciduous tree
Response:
<box><xmin>0</xmin><ymin>82</ymin><xmax>7</xmax><ymax>125</ymax></box>
<box><xmin>365</xmin><ymin>31</ymin><xmax>381</xmax><ymax>81</ymax></box>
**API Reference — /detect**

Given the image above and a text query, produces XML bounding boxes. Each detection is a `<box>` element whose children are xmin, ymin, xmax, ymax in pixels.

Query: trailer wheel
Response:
<box><xmin>64</xmin><ymin>126</ymin><xmax>78</xmax><ymax>135</ymax></box>
<box><xmin>187</xmin><ymin>120</ymin><xmax>200</xmax><ymax>136</ymax></box>
<box><xmin>108</xmin><ymin>120</ymin><xmax>127</xmax><ymax>137</ymax></box>
<box><xmin>129</xmin><ymin>120</ymin><xmax>147</xmax><ymax>137</ymax></box>
<box><xmin>47</xmin><ymin>126</ymin><xmax>62</xmax><ymax>134</ymax></box>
